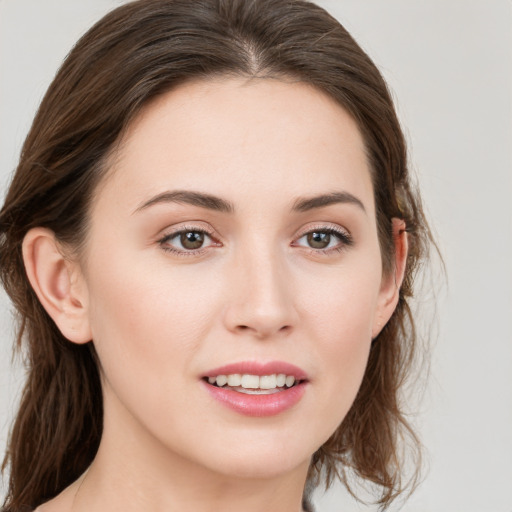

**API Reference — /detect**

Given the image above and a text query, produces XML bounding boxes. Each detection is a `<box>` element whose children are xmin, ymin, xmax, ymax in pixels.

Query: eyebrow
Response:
<box><xmin>292</xmin><ymin>191</ymin><xmax>366</xmax><ymax>213</ymax></box>
<box><xmin>134</xmin><ymin>189</ymin><xmax>365</xmax><ymax>215</ymax></box>
<box><xmin>134</xmin><ymin>190</ymin><xmax>234</xmax><ymax>214</ymax></box>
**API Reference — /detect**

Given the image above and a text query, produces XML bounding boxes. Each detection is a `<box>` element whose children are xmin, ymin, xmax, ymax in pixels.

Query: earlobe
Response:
<box><xmin>22</xmin><ymin>228</ymin><xmax>92</xmax><ymax>344</ymax></box>
<box><xmin>372</xmin><ymin>218</ymin><xmax>408</xmax><ymax>339</ymax></box>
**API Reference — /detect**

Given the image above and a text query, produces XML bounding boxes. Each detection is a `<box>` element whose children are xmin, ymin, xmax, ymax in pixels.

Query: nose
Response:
<box><xmin>222</xmin><ymin>247</ymin><xmax>298</xmax><ymax>339</ymax></box>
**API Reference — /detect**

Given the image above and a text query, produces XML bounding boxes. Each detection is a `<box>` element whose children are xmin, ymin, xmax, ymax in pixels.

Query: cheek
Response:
<box><xmin>82</xmin><ymin>255</ymin><xmax>231</xmax><ymax>458</ymax></box>
<box><xmin>300</xmin><ymin>257</ymin><xmax>382</xmax><ymax>348</ymax></box>
<box><xmin>297</xmin><ymin>261</ymin><xmax>382</xmax><ymax>433</ymax></box>
<box><xmin>84</xmin><ymin>252</ymin><xmax>222</xmax><ymax>396</ymax></box>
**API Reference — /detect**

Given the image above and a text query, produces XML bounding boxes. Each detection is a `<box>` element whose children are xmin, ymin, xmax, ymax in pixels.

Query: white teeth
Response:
<box><xmin>227</xmin><ymin>374</ymin><xmax>241</xmax><ymax>387</ymax></box>
<box><xmin>241</xmin><ymin>374</ymin><xmax>260</xmax><ymax>389</ymax></box>
<box><xmin>216</xmin><ymin>375</ymin><xmax>228</xmax><ymax>387</ymax></box>
<box><xmin>259</xmin><ymin>374</ymin><xmax>277</xmax><ymax>389</ymax></box>
<box><xmin>235</xmin><ymin>387</ymin><xmax>281</xmax><ymax>395</ymax></box>
<box><xmin>207</xmin><ymin>373</ymin><xmax>300</xmax><ymax>390</ymax></box>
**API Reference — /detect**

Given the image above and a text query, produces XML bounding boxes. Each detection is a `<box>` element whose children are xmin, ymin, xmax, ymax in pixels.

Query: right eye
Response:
<box><xmin>159</xmin><ymin>228</ymin><xmax>218</xmax><ymax>254</ymax></box>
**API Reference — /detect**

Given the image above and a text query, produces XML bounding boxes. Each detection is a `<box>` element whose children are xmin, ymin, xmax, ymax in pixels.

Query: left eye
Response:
<box><xmin>161</xmin><ymin>230</ymin><xmax>214</xmax><ymax>251</ymax></box>
<box><xmin>295</xmin><ymin>229</ymin><xmax>349</xmax><ymax>250</ymax></box>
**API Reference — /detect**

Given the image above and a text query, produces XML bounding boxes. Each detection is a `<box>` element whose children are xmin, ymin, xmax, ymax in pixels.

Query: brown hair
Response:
<box><xmin>0</xmin><ymin>0</ymin><xmax>432</xmax><ymax>510</ymax></box>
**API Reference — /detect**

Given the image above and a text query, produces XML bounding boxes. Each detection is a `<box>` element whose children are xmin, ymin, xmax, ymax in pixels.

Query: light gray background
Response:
<box><xmin>1</xmin><ymin>1</ymin><xmax>511</xmax><ymax>511</ymax></box>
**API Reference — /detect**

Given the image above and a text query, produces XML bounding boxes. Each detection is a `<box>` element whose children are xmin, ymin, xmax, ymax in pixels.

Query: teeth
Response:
<box><xmin>285</xmin><ymin>375</ymin><xmax>295</xmax><ymax>387</ymax></box>
<box><xmin>207</xmin><ymin>373</ymin><xmax>300</xmax><ymax>390</ymax></box>
<box><xmin>259</xmin><ymin>374</ymin><xmax>277</xmax><ymax>389</ymax></box>
<box><xmin>241</xmin><ymin>374</ymin><xmax>259</xmax><ymax>389</ymax></box>
<box><xmin>234</xmin><ymin>387</ymin><xmax>281</xmax><ymax>395</ymax></box>
<box><xmin>227</xmin><ymin>374</ymin><xmax>241</xmax><ymax>387</ymax></box>
<box><xmin>216</xmin><ymin>375</ymin><xmax>228</xmax><ymax>387</ymax></box>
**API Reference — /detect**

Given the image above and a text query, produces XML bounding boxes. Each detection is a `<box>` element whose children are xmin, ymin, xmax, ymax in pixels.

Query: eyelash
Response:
<box><xmin>158</xmin><ymin>225</ymin><xmax>219</xmax><ymax>257</ymax></box>
<box><xmin>292</xmin><ymin>225</ymin><xmax>353</xmax><ymax>255</ymax></box>
<box><xmin>157</xmin><ymin>224</ymin><xmax>353</xmax><ymax>257</ymax></box>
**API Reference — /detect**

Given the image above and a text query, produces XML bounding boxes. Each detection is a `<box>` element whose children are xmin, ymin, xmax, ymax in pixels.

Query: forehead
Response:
<box><xmin>96</xmin><ymin>77</ymin><xmax>374</xmax><ymax>215</ymax></box>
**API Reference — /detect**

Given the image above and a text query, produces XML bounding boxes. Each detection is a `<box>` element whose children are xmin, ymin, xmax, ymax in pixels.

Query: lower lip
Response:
<box><xmin>201</xmin><ymin>380</ymin><xmax>307</xmax><ymax>417</ymax></box>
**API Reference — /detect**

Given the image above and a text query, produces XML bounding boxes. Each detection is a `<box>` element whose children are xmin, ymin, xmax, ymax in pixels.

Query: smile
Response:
<box><xmin>206</xmin><ymin>373</ymin><xmax>299</xmax><ymax>393</ymax></box>
<box><xmin>202</xmin><ymin>362</ymin><xmax>308</xmax><ymax>416</ymax></box>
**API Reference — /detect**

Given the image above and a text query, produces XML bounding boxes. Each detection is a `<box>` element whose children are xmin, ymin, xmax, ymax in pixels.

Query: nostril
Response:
<box><xmin>234</xmin><ymin>323</ymin><xmax>292</xmax><ymax>336</ymax></box>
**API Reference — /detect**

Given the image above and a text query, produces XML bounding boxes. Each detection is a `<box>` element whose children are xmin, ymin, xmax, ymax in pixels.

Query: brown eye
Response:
<box><xmin>294</xmin><ymin>227</ymin><xmax>353</xmax><ymax>253</ymax></box>
<box><xmin>180</xmin><ymin>231</ymin><xmax>205</xmax><ymax>250</ymax></box>
<box><xmin>307</xmin><ymin>231</ymin><xmax>331</xmax><ymax>249</ymax></box>
<box><xmin>160</xmin><ymin>229</ymin><xmax>216</xmax><ymax>253</ymax></box>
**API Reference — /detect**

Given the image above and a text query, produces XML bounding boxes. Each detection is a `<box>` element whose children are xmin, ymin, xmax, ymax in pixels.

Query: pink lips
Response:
<box><xmin>201</xmin><ymin>361</ymin><xmax>308</xmax><ymax>417</ymax></box>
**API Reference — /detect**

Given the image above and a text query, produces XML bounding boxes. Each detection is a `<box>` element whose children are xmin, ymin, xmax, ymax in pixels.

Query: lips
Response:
<box><xmin>201</xmin><ymin>361</ymin><xmax>308</xmax><ymax>417</ymax></box>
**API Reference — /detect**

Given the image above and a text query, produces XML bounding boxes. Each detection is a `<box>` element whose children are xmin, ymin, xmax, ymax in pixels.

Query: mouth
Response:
<box><xmin>203</xmin><ymin>373</ymin><xmax>304</xmax><ymax>395</ymax></box>
<box><xmin>201</xmin><ymin>362</ymin><xmax>309</xmax><ymax>416</ymax></box>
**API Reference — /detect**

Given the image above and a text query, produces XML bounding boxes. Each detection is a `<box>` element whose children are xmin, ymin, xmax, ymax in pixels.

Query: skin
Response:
<box><xmin>24</xmin><ymin>77</ymin><xmax>407</xmax><ymax>512</ymax></box>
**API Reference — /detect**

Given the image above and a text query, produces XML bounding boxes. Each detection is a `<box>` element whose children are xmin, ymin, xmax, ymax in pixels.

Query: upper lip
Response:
<box><xmin>203</xmin><ymin>361</ymin><xmax>308</xmax><ymax>380</ymax></box>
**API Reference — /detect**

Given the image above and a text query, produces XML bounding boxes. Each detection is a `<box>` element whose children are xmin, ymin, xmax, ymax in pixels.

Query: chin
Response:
<box><xmin>183</xmin><ymin>428</ymin><xmax>319</xmax><ymax>480</ymax></box>
<box><xmin>205</xmin><ymin>453</ymin><xmax>310</xmax><ymax>481</ymax></box>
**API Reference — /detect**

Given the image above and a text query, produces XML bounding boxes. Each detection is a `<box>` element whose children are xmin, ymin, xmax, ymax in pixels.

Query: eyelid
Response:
<box><xmin>157</xmin><ymin>222</ymin><xmax>222</xmax><ymax>255</ymax></box>
<box><xmin>292</xmin><ymin>222</ymin><xmax>353</xmax><ymax>252</ymax></box>
<box><xmin>294</xmin><ymin>222</ymin><xmax>351</xmax><ymax>238</ymax></box>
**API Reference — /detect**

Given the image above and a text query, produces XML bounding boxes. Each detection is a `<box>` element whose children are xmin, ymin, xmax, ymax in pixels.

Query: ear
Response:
<box><xmin>22</xmin><ymin>227</ymin><xmax>92</xmax><ymax>344</ymax></box>
<box><xmin>371</xmin><ymin>218</ymin><xmax>408</xmax><ymax>339</ymax></box>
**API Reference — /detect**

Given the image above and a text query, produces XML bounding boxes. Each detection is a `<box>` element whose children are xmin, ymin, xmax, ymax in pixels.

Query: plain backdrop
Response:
<box><xmin>0</xmin><ymin>1</ymin><xmax>511</xmax><ymax>511</ymax></box>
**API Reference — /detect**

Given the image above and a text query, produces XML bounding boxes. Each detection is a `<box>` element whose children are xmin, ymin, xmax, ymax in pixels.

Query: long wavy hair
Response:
<box><xmin>1</xmin><ymin>0</ymin><xmax>433</xmax><ymax>510</ymax></box>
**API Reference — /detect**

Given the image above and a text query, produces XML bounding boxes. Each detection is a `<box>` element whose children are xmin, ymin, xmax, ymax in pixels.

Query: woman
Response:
<box><xmin>0</xmin><ymin>0</ymin><xmax>432</xmax><ymax>511</ymax></box>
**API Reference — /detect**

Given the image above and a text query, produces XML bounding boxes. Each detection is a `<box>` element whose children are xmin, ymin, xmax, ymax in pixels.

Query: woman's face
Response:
<box><xmin>77</xmin><ymin>77</ymin><xmax>397</xmax><ymax>480</ymax></box>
